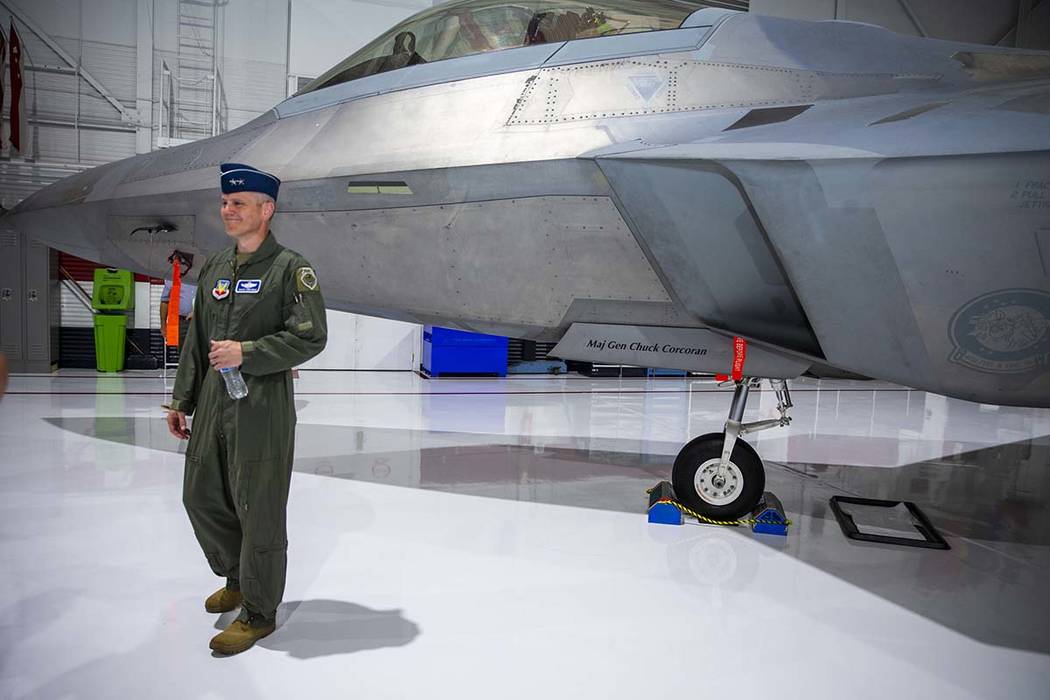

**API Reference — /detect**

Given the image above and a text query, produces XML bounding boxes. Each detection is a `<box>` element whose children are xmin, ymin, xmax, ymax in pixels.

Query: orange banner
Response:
<box><xmin>165</xmin><ymin>259</ymin><xmax>181</xmax><ymax>346</ymax></box>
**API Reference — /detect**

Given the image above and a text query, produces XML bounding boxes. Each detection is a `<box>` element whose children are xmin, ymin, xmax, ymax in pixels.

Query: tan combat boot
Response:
<box><xmin>204</xmin><ymin>586</ymin><xmax>243</xmax><ymax>613</ymax></box>
<box><xmin>209</xmin><ymin>613</ymin><xmax>276</xmax><ymax>655</ymax></box>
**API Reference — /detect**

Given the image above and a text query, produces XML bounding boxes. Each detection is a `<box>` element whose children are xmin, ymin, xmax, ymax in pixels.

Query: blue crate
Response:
<box><xmin>422</xmin><ymin>325</ymin><xmax>508</xmax><ymax>377</ymax></box>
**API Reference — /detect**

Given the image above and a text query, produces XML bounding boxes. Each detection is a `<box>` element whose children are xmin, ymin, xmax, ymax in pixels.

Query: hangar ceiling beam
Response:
<box><xmin>997</xmin><ymin>0</ymin><xmax>1046</xmax><ymax>46</ymax></box>
<box><xmin>361</xmin><ymin>0</ymin><xmax>431</xmax><ymax>9</ymax></box>
<box><xmin>1017</xmin><ymin>0</ymin><xmax>1033</xmax><ymax>47</ymax></box>
<box><xmin>136</xmin><ymin>0</ymin><xmax>154</xmax><ymax>153</ymax></box>
<box><xmin>895</xmin><ymin>0</ymin><xmax>928</xmax><ymax>37</ymax></box>
<box><xmin>0</xmin><ymin>0</ymin><xmax>137</xmax><ymax>125</ymax></box>
<box><xmin>30</xmin><ymin>117</ymin><xmax>135</xmax><ymax>134</ymax></box>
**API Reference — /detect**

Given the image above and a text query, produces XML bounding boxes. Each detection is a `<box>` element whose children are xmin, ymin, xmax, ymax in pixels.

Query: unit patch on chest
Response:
<box><xmin>235</xmin><ymin>279</ymin><xmax>263</xmax><ymax>294</ymax></box>
<box><xmin>212</xmin><ymin>279</ymin><xmax>231</xmax><ymax>300</ymax></box>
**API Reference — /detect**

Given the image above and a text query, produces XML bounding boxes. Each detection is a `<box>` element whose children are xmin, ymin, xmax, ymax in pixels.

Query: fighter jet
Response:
<box><xmin>6</xmin><ymin>0</ymin><xmax>1050</xmax><ymax>518</ymax></box>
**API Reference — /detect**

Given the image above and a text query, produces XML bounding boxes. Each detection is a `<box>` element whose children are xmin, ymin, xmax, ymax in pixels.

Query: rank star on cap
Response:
<box><xmin>228</xmin><ymin>178</ymin><xmax>245</xmax><ymax>186</ymax></box>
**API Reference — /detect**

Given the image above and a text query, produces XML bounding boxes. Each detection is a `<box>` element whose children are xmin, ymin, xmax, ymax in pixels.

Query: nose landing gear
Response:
<box><xmin>671</xmin><ymin>378</ymin><xmax>793</xmax><ymax>521</ymax></box>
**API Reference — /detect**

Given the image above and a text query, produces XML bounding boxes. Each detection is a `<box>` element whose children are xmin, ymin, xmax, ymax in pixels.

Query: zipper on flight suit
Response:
<box><xmin>225</xmin><ymin>257</ymin><xmax>238</xmax><ymax>341</ymax></box>
<box><xmin>217</xmin><ymin>257</ymin><xmax>238</xmax><ymax>412</ymax></box>
<box><xmin>226</xmin><ymin>257</ymin><xmax>243</xmax><ymax>511</ymax></box>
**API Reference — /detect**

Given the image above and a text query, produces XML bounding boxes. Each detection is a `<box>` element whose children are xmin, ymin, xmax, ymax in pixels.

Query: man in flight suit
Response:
<box><xmin>165</xmin><ymin>163</ymin><xmax>327</xmax><ymax>654</ymax></box>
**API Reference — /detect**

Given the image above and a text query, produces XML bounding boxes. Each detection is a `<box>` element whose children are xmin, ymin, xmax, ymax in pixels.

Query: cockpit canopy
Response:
<box><xmin>301</xmin><ymin>0</ymin><xmax>707</xmax><ymax>94</ymax></box>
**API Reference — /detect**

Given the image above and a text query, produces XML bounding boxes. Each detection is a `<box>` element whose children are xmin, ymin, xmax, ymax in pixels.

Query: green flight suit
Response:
<box><xmin>170</xmin><ymin>232</ymin><xmax>327</xmax><ymax>620</ymax></box>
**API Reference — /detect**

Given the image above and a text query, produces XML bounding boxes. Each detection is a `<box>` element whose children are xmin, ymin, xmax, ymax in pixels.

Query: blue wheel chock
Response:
<box><xmin>646</xmin><ymin>482</ymin><xmax>789</xmax><ymax>535</ymax></box>
<box><xmin>647</xmin><ymin>481</ymin><xmax>683</xmax><ymax>525</ymax></box>
<box><xmin>751</xmin><ymin>492</ymin><xmax>788</xmax><ymax>536</ymax></box>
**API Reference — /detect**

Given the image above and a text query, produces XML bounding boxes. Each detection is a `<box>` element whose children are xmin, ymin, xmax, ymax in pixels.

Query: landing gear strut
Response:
<box><xmin>671</xmin><ymin>378</ymin><xmax>793</xmax><ymax>520</ymax></box>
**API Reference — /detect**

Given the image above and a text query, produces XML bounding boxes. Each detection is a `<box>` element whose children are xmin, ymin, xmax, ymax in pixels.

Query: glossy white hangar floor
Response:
<box><xmin>1</xmin><ymin>370</ymin><xmax>1049</xmax><ymax>699</ymax></box>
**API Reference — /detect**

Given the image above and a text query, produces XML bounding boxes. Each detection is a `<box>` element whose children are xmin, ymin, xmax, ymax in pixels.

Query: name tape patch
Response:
<box><xmin>235</xmin><ymin>279</ymin><xmax>262</xmax><ymax>294</ymax></box>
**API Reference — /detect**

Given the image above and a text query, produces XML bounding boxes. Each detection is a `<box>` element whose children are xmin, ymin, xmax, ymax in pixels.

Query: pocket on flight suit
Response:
<box><xmin>242</xmin><ymin>539</ymin><xmax>288</xmax><ymax>615</ymax></box>
<box><xmin>238</xmin><ymin>458</ymin><xmax>289</xmax><ymax>540</ymax></box>
<box><xmin>239</xmin><ymin>456</ymin><xmax>287</xmax><ymax>609</ymax></box>
<box><xmin>182</xmin><ymin>454</ymin><xmax>209</xmax><ymax>511</ymax></box>
<box><xmin>235</xmin><ymin>459</ymin><xmax>254</xmax><ymax>516</ymax></box>
<box><xmin>183</xmin><ymin>455</ymin><xmax>231</xmax><ymax>575</ymax></box>
<box><xmin>252</xmin><ymin>542</ymin><xmax>289</xmax><ymax>584</ymax></box>
<box><xmin>182</xmin><ymin>454</ymin><xmax>200</xmax><ymax>494</ymax></box>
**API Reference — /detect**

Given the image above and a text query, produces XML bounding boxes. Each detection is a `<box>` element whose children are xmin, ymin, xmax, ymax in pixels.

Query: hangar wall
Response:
<box><xmin>0</xmin><ymin>0</ymin><xmax>290</xmax><ymax>204</ymax></box>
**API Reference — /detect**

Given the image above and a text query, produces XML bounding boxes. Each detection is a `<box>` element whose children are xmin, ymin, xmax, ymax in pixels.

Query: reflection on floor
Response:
<box><xmin>2</xmin><ymin>370</ymin><xmax>1049</xmax><ymax>698</ymax></box>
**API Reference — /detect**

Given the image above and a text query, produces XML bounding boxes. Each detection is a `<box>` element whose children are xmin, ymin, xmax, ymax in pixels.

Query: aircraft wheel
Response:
<box><xmin>671</xmin><ymin>433</ymin><xmax>765</xmax><ymax>521</ymax></box>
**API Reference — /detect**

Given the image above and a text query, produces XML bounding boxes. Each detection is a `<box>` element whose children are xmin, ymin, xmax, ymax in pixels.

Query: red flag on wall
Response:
<box><xmin>9</xmin><ymin>21</ymin><xmax>26</xmax><ymax>156</ymax></box>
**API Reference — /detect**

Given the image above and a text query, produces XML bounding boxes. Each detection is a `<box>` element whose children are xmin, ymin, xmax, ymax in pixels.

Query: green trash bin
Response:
<box><xmin>92</xmin><ymin>268</ymin><xmax>133</xmax><ymax>311</ymax></box>
<box><xmin>91</xmin><ymin>268</ymin><xmax>134</xmax><ymax>373</ymax></box>
<box><xmin>94</xmin><ymin>313</ymin><xmax>128</xmax><ymax>372</ymax></box>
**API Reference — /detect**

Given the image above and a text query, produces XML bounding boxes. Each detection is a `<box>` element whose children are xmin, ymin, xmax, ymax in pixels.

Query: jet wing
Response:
<box><xmin>591</xmin><ymin>75</ymin><xmax>1050</xmax><ymax>407</ymax></box>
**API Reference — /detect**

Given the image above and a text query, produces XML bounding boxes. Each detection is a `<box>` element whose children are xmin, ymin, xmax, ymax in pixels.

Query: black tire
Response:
<box><xmin>671</xmin><ymin>433</ymin><xmax>765</xmax><ymax>521</ymax></box>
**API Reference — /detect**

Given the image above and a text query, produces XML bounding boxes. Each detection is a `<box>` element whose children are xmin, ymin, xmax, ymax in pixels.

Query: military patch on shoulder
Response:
<box><xmin>296</xmin><ymin>266</ymin><xmax>319</xmax><ymax>292</ymax></box>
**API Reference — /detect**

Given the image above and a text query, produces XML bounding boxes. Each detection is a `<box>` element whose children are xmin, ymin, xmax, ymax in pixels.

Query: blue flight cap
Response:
<box><xmin>219</xmin><ymin>163</ymin><xmax>280</xmax><ymax>201</ymax></box>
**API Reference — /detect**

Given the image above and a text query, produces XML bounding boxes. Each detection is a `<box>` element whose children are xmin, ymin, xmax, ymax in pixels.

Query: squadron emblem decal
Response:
<box><xmin>297</xmin><ymin>267</ymin><xmax>319</xmax><ymax>292</ymax></box>
<box><xmin>212</xmin><ymin>279</ymin><xmax>231</xmax><ymax>300</ymax></box>
<box><xmin>949</xmin><ymin>289</ymin><xmax>1050</xmax><ymax>374</ymax></box>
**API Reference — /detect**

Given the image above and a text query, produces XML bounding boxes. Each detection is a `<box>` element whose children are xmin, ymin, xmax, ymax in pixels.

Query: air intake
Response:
<box><xmin>724</xmin><ymin>105</ymin><xmax>812</xmax><ymax>131</ymax></box>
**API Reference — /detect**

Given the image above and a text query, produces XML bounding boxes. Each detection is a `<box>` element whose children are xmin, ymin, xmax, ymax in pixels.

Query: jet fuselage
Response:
<box><xmin>6</xmin><ymin>7</ymin><xmax>1050</xmax><ymax>407</ymax></box>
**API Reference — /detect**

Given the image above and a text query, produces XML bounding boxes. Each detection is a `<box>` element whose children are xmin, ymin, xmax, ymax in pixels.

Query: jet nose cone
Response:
<box><xmin>2</xmin><ymin>162</ymin><xmax>118</xmax><ymax>261</ymax></box>
<box><xmin>3</xmin><ymin>188</ymin><xmax>49</xmax><ymax>237</ymax></box>
<box><xmin>15</xmin><ymin>161</ymin><xmax>117</xmax><ymax>214</ymax></box>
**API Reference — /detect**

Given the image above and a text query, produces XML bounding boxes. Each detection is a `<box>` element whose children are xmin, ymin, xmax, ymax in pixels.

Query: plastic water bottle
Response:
<box><xmin>220</xmin><ymin>366</ymin><xmax>248</xmax><ymax>400</ymax></box>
